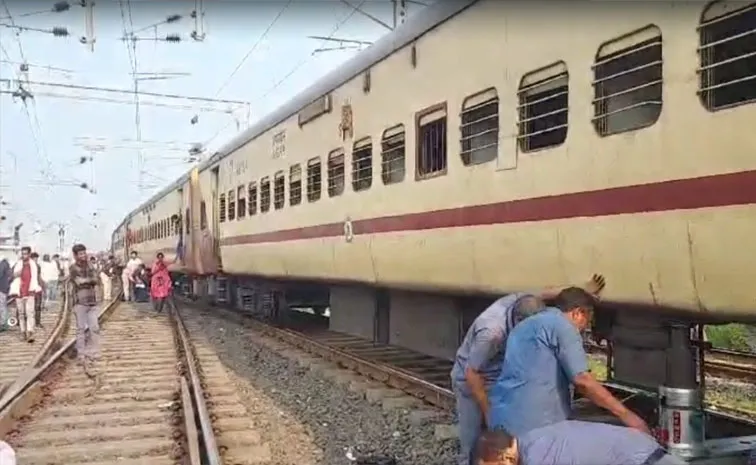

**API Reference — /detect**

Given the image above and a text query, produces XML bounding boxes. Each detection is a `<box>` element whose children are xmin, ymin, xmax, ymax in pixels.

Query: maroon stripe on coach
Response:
<box><xmin>220</xmin><ymin>169</ymin><xmax>756</xmax><ymax>246</ymax></box>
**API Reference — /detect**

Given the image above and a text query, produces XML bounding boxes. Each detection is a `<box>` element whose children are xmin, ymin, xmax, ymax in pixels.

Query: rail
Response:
<box><xmin>0</xmin><ymin>287</ymin><xmax>121</xmax><ymax>416</ymax></box>
<box><xmin>247</xmin><ymin>318</ymin><xmax>456</xmax><ymax>411</ymax></box>
<box><xmin>0</xmin><ymin>278</ymin><xmax>71</xmax><ymax>404</ymax></box>
<box><xmin>585</xmin><ymin>343</ymin><xmax>756</xmax><ymax>383</ymax></box>
<box><xmin>0</xmin><ymin>293</ymin><xmax>221</xmax><ymax>464</ymax></box>
<box><xmin>172</xmin><ymin>305</ymin><xmax>222</xmax><ymax>465</ymax></box>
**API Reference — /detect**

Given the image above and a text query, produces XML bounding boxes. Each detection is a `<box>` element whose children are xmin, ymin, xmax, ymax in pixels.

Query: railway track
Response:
<box><xmin>0</xmin><ymin>297</ymin><xmax>244</xmax><ymax>465</ymax></box>
<box><xmin>0</xmin><ymin>298</ymin><xmax>67</xmax><ymax>396</ymax></box>
<box><xmin>181</xmin><ymin>301</ymin><xmax>756</xmax><ymax>426</ymax></box>
<box><xmin>584</xmin><ymin>343</ymin><xmax>756</xmax><ymax>384</ymax></box>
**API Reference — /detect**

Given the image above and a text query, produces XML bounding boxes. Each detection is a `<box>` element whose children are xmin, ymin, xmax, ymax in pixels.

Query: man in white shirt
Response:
<box><xmin>40</xmin><ymin>254</ymin><xmax>60</xmax><ymax>305</ymax></box>
<box><xmin>123</xmin><ymin>251</ymin><xmax>143</xmax><ymax>301</ymax></box>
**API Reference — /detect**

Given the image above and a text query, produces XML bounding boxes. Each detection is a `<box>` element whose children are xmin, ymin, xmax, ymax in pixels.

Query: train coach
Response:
<box><xmin>114</xmin><ymin>0</ymin><xmax>756</xmax><ymax>400</ymax></box>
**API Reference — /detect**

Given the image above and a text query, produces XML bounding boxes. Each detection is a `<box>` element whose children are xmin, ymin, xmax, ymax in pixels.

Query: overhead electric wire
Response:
<box><xmin>0</xmin><ymin>0</ymin><xmax>54</xmax><ymax>189</ymax></box>
<box><xmin>0</xmin><ymin>89</ymin><xmax>234</xmax><ymax>113</ymax></box>
<box><xmin>259</xmin><ymin>0</ymin><xmax>367</xmax><ymax>101</ymax></box>
<box><xmin>214</xmin><ymin>0</ymin><xmax>293</xmax><ymax>97</ymax></box>
<box><xmin>0</xmin><ymin>78</ymin><xmax>247</xmax><ymax>105</ymax></box>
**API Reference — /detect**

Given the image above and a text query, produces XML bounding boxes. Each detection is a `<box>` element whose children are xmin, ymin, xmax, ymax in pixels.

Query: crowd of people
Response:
<box><xmin>0</xmin><ymin>247</ymin><xmax>68</xmax><ymax>342</ymax></box>
<box><xmin>0</xmin><ymin>246</ymin><xmax>176</xmax><ymax>373</ymax></box>
<box><xmin>453</xmin><ymin>276</ymin><xmax>686</xmax><ymax>465</ymax></box>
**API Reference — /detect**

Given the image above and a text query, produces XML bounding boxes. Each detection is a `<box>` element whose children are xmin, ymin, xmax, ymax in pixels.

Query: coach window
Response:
<box><xmin>219</xmin><ymin>194</ymin><xmax>226</xmax><ymax>223</ymax></box>
<box><xmin>327</xmin><ymin>149</ymin><xmax>345</xmax><ymax>197</ymax></box>
<box><xmin>416</xmin><ymin>103</ymin><xmax>447</xmax><ymax>179</ymax></box>
<box><xmin>200</xmin><ymin>201</ymin><xmax>207</xmax><ymax>230</ymax></box>
<box><xmin>593</xmin><ymin>25</ymin><xmax>662</xmax><ymax>136</ymax></box>
<box><xmin>699</xmin><ymin>1</ymin><xmax>756</xmax><ymax>110</ymax></box>
<box><xmin>237</xmin><ymin>185</ymin><xmax>246</xmax><ymax>219</ymax></box>
<box><xmin>461</xmin><ymin>88</ymin><xmax>498</xmax><ymax>165</ymax></box>
<box><xmin>517</xmin><ymin>62</ymin><xmax>569</xmax><ymax>152</ymax></box>
<box><xmin>381</xmin><ymin>125</ymin><xmax>405</xmax><ymax>184</ymax></box>
<box><xmin>307</xmin><ymin>157</ymin><xmax>322</xmax><ymax>202</ymax></box>
<box><xmin>290</xmin><ymin>164</ymin><xmax>302</xmax><ymax>206</ymax></box>
<box><xmin>228</xmin><ymin>190</ymin><xmax>236</xmax><ymax>221</ymax></box>
<box><xmin>248</xmin><ymin>182</ymin><xmax>257</xmax><ymax>216</ymax></box>
<box><xmin>274</xmin><ymin>171</ymin><xmax>286</xmax><ymax>210</ymax></box>
<box><xmin>352</xmin><ymin>138</ymin><xmax>373</xmax><ymax>192</ymax></box>
<box><xmin>260</xmin><ymin>176</ymin><xmax>271</xmax><ymax>213</ymax></box>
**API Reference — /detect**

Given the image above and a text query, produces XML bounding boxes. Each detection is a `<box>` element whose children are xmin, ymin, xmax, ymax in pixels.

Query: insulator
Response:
<box><xmin>51</xmin><ymin>26</ymin><xmax>69</xmax><ymax>37</ymax></box>
<box><xmin>19</xmin><ymin>63</ymin><xmax>29</xmax><ymax>72</ymax></box>
<box><xmin>52</xmin><ymin>1</ymin><xmax>71</xmax><ymax>12</ymax></box>
<box><xmin>166</xmin><ymin>14</ymin><xmax>181</xmax><ymax>23</ymax></box>
<box><xmin>165</xmin><ymin>34</ymin><xmax>181</xmax><ymax>42</ymax></box>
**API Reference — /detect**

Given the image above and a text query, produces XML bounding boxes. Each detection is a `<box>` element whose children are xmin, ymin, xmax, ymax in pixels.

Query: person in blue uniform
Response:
<box><xmin>450</xmin><ymin>275</ymin><xmax>607</xmax><ymax>465</ymax></box>
<box><xmin>488</xmin><ymin>286</ymin><xmax>650</xmax><ymax>438</ymax></box>
<box><xmin>475</xmin><ymin>421</ymin><xmax>686</xmax><ymax>465</ymax></box>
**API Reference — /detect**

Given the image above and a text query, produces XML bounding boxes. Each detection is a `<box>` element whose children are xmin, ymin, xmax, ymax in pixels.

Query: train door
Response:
<box><xmin>211</xmin><ymin>166</ymin><xmax>221</xmax><ymax>260</ymax></box>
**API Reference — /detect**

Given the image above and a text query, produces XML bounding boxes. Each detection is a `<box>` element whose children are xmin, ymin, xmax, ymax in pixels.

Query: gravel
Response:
<box><xmin>182</xmin><ymin>306</ymin><xmax>457</xmax><ymax>465</ymax></box>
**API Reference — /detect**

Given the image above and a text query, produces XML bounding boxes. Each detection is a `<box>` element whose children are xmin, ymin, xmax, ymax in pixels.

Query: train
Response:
<box><xmin>113</xmin><ymin>0</ymin><xmax>756</xmax><ymax>358</ymax></box>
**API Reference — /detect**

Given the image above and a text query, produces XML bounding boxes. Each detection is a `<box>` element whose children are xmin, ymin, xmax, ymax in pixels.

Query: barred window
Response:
<box><xmin>228</xmin><ymin>189</ymin><xmax>236</xmax><ymax>221</ymax></box>
<box><xmin>417</xmin><ymin>104</ymin><xmax>447</xmax><ymax>178</ymax></box>
<box><xmin>260</xmin><ymin>177</ymin><xmax>271</xmax><ymax>213</ymax></box>
<box><xmin>248</xmin><ymin>182</ymin><xmax>257</xmax><ymax>216</ymax></box>
<box><xmin>237</xmin><ymin>185</ymin><xmax>246</xmax><ymax>219</ymax></box>
<box><xmin>593</xmin><ymin>25</ymin><xmax>663</xmax><ymax>136</ymax></box>
<box><xmin>518</xmin><ymin>62</ymin><xmax>568</xmax><ymax>152</ymax></box>
<box><xmin>200</xmin><ymin>201</ymin><xmax>207</xmax><ymax>230</ymax></box>
<box><xmin>352</xmin><ymin>138</ymin><xmax>372</xmax><ymax>192</ymax></box>
<box><xmin>274</xmin><ymin>171</ymin><xmax>285</xmax><ymax>210</ymax></box>
<box><xmin>461</xmin><ymin>88</ymin><xmax>498</xmax><ymax>165</ymax></box>
<box><xmin>219</xmin><ymin>194</ymin><xmax>226</xmax><ymax>223</ymax></box>
<box><xmin>290</xmin><ymin>164</ymin><xmax>302</xmax><ymax>206</ymax></box>
<box><xmin>699</xmin><ymin>1</ymin><xmax>756</xmax><ymax>110</ymax></box>
<box><xmin>307</xmin><ymin>157</ymin><xmax>322</xmax><ymax>202</ymax></box>
<box><xmin>381</xmin><ymin>125</ymin><xmax>405</xmax><ymax>185</ymax></box>
<box><xmin>328</xmin><ymin>149</ymin><xmax>345</xmax><ymax>197</ymax></box>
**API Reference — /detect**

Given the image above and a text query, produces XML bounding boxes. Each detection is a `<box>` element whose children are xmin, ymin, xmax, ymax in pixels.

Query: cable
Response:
<box><xmin>0</xmin><ymin>89</ymin><xmax>232</xmax><ymax>113</ymax></box>
<box><xmin>0</xmin><ymin>78</ymin><xmax>249</xmax><ymax>105</ymax></box>
<box><xmin>214</xmin><ymin>0</ymin><xmax>293</xmax><ymax>97</ymax></box>
<box><xmin>259</xmin><ymin>0</ymin><xmax>366</xmax><ymax>101</ymax></box>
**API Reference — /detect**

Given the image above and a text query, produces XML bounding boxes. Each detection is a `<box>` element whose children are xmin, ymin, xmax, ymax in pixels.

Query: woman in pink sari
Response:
<box><xmin>151</xmin><ymin>252</ymin><xmax>174</xmax><ymax>313</ymax></box>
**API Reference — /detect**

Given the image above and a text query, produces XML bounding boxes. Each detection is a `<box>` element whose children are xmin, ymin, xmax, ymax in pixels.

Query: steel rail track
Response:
<box><xmin>0</xmin><ymin>279</ymin><xmax>71</xmax><ymax>403</ymax></box>
<box><xmin>0</xmin><ymin>294</ymin><xmax>221</xmax><ymax>465</ymax></box>
<box><xmin>183</xmin><ymin>301</ymin><xmax>756</xmax><ymax>427</ymax></box>
<box><xmin>584</xmin><ymin>343</ymin><xmax>756</xmax><ymax>383</ymax></box>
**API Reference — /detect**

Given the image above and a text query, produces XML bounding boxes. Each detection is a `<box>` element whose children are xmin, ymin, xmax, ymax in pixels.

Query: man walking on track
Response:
<box><xmin>40</xmin><ymin>254</ymin><xmax>60</xmax><ymax>305</ymax></box>
<box><xmin>69</xmin><ymin>243</ymin><xmax>101</xmax><ymax>377</ymax></box>
<box><xmin>9</xmin><ymin>246</ymin><xmax>41</xmax><ymax>343</ymax></box>
<box><xmin>0</xmin><ymin>254</ymin><xmax>11</xmax><ymax>332</ymax></box>
<box><xmin>100</xmin><ymin>255</ymin><xmax>116</xmax><ymax>302</ymax></box>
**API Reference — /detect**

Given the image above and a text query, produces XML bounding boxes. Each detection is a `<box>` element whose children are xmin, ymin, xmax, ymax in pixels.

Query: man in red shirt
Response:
<box><xmin>9</xmin><ymin>246</ymin><xmax>42</xmax><ymax>342</ymax></box>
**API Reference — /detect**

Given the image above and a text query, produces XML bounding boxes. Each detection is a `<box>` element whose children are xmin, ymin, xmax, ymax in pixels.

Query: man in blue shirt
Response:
<box><xmin>475</xmin><ymin>421</ymin><xmax>685</xmax><ymax>465</ymax></box>
<box><xmin>489</xmin><ymin>287</ymin><xmax>649</xmax><ymax>437</ymax></box>
<box><xmin>450</xmin><ymin>275</ymin><xmax>606</xmax><ymax>465</ymax></box>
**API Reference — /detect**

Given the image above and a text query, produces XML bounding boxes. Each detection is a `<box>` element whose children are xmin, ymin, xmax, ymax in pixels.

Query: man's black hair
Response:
<box><xmin>21</xmin><ymin>246</ymin><xmax>31</xmax><ymax>253</ymax></box>
<box><xmin>476</xmin><ymin>430</ymin><xmax>515</xmax><ymax>463</ymax></box>
<box><xmin>72</xmin><ymin>243</ymin><xmax>87</xmax><ymax>255</ymax></box>
<box><xmin>555</xmin><ymin>286</ymin><xmax>596</xmax><ymax>313</ymax></box>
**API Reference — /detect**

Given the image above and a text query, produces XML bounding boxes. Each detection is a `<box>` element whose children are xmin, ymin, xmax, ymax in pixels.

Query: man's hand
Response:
<box><xmin>620</xmin><ymin>410</ymin><xmax>652</xmax><ymax>436</ymax></box>
<box><xmin>584</xmin><ymin>274</ymin><xmax>606</xmax><ymax>298</ymax></box>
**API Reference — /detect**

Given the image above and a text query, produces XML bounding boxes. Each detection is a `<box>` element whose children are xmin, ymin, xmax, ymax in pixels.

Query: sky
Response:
<box><xmin>0</xmin><ymin>0</ymin><xmax>419</xmax><ymax>255</ymax></box>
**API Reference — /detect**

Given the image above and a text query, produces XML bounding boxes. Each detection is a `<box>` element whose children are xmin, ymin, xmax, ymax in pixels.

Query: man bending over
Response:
<box><xmin>450</xmin><ymin>275</ymin><xmax>607</xmax><ymax>465</ymax></box>
<box><xmin>476</xmin><ymin>422</ymin><xmax>685</xmax><ymax>465</ymax></box>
